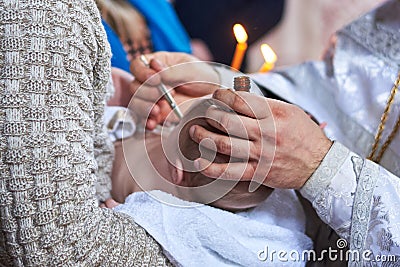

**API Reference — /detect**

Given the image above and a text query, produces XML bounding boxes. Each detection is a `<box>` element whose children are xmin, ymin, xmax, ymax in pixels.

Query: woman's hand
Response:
<box><xmin>129</xmin><ymin>52</ymin><xmax>220</xmax><ymax>130</ymax></box>
<box><xmin>189</xmin><ymin>89</ymin><xmax>332</xmax><ymax>189</ymax></box>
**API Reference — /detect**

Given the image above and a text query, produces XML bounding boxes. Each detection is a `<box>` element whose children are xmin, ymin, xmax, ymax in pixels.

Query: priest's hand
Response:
<box><xmin>189</xmin><ymin>89</ymin><xmax>333</xmax><ymax>189</ymax></box>
<box><xmin>129</xmin><ymin>52</ymin><xmax>220</xmax><ymax>130</ymax></box>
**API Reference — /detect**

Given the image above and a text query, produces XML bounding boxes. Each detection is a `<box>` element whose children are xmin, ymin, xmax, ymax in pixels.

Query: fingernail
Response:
<box><xmin>212</xmin><ymin>89</ymin><xmax>220</xmax><ymax>99</ymax></box>
<box><xmin>146</xmin><ymin>106</ymin><xmax>153</xmax><ymax>115</ymax></box>
<box><xmin>146</xmin><ymin>120</ymin><xmax>156</xmax><ymax>130</ymax></box>
<box><xmin>189</xmin><ymin>125</ymin><xmax>196</xmax><ymax>138</ymax></box>
<box><xmin>145</xmin><ymin>73</ymin><xmax>152</xmax><ymax>80</ymax></box>
<box><xmin>151</xmin><ymin>105</ymin><xmax>160</xmax><ymax>116</ymax></box>
<box><xmin>194</xmin><ymin>159</ymin><xmax>200</xmax><ymax>170</ymax></box>
<box><xmin>151</xmin><ymin>58</ymin><xmax>166</xmax><ymax>71</ymax></box>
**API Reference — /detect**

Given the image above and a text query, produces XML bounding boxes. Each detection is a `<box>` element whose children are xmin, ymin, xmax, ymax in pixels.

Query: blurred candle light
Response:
<box><xmin>231</xmin><ymin>24</ymin><xmax>248</xmax><ymax>70</ymax></box>
<box><xmin>259</xmin><ymin>44</ymin><xmax>277</xmax><ymax>72</ymax></box>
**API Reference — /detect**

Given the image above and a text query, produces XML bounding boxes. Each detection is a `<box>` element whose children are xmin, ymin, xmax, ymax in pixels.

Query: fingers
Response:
<box><xmin>195</xmin><ymin>158</ymin><xmax>257</xmax><ymax>181</ymax></box>
<box><xmin>129</xmin><ymin>77</ymin><xmax>171</xmax><ymax>130</ymax></box>
<box><xmin>154</xmin><ymin>54</ymin><xmax>219</xmax><ymax>97</ymax></box>
<box><xmin>149</xmin><ymin>57</ymin><xmax>165</xmax><ymax>73</ymax></box>
<box><xmin>130</xmin><ymin>79</ymin><xmax>163</xmax><ymax>100</ymax></box>
<box><xmin>129</xmin><ymin>97</ymin><xmax>172</xmax><ymax>130</ymax></box>
<box><xmin>129</xmin><ymin>81</ymin><xmax>158</xmax><ymax>114</ymax></box>
<box><xmin>190</xmin><ymin>125</ymin><xmax>261</xmax><ymax>160</ymax></box>
<box><xmin>128</xmin><ymin>96</ymin><xmax>158</xmax><ymax>118</ymax></box>
<box><xmin>204</xmin><ymin>106</ymin><xmax>262</xmax><ymax>140</ymax></box>
<box><xmin>212</xmin><ymin>89</ymin><xmax>271</xmax><ymax>119</ymax></box>
<box><xmin>130</xmin><ymin>52</ymin><xmax>171</xmax><ymax>85</ymax></box>
<box><xmin>130</xmin><ymin>55</ymin><xmax>160</xmax><ymax>85</ymax></box>
<box><xmin>144</xmin><ymin>119</ymin><xmax>156</xmax><ymax>130</ymax></box>
<box><xmin>131</xmin><ymin>52</ymin><xmax>218</xmax><ymax>98</ymax></box>
<box><xmin>129</xmin><ymin>70</ymin><xmax>176</xmax><ymax>113</ymax></box>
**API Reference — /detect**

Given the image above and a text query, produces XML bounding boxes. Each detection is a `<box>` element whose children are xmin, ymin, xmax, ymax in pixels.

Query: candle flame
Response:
<box><xmin>261</xmin><ymin>44</ymin><xmax>277</xmax><ymax>64</ymax></box>
<box><xmin>233</xmin><ymin>24</ymin><xmax>248</xmax><ymax>44</ymax></box>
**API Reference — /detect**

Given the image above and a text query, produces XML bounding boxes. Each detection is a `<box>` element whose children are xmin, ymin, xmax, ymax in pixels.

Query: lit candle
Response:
<box><xmin>259</xmin><ymin>44</ymin><xmax>277</xmax><ymax>72</ymax></box>
<box><xmin>231</xmin><ymin>24</ymin><xmax>248</xmax><ymax>70</ymax></box>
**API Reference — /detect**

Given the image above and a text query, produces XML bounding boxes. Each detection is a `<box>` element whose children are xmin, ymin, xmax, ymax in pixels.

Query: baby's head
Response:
<box><xmin>164</xmin><ymin>98</ymin><xmax>273</xmax><ymax>211</ymax></box>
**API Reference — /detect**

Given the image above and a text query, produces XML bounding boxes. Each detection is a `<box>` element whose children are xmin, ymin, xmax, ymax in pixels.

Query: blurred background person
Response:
<box><xmin>246</xmin><ymin>0</ymin><xmax>386</xmax><ymax>72</ymax></box>
<box><xmin>174</xmin><ymin>0</ymin><xmax>285</xmax><ymax>71</ymax></box>
<box><xmin>97</xmin><ymin>0</ymin><xmax>192</xmax><ymax>72</ymax></box>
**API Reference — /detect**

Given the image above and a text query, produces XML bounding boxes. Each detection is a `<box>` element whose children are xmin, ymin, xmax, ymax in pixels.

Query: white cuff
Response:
<box><xmin>299</xmin><ymin>141</ymin><xmax>350</xmax><ymax>201</ymax></box>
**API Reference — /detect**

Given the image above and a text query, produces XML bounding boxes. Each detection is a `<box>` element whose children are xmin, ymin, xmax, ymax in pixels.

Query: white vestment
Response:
<box><xmin>249</xmin><ymin>0</ymin><xmax>400</xmax><ymax>265</ymax></box>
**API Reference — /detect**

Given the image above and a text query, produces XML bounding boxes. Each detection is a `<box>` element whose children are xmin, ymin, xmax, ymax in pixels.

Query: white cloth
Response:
<box><xmin>104</xmin><ymin>106</ymin><xmax>136</xmax><ymax>142</ymax></box>
<box><xmin>300</xmin><ymin>142</ymin><xmax>400</xmax><ymax>265</ymax></box>
<box><xmin>115</xmin><ymin>189</ymin><xmax>313</xmax><ymax>266</ymax></box>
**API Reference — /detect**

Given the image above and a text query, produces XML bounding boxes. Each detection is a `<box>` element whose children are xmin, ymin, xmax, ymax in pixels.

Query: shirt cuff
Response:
<box><xmin>299</xmin><ymin>141</ymin><xmax>350</xmax><ymax>202</ymax></box>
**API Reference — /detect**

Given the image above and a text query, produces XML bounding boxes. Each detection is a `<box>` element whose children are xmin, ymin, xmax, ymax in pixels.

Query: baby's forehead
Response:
<box><xmin>170</xmin><ymin>97</ymin><xmax>238</xmax><ymax>142</ymax></box>
<box><xmin>184</xmin><ymin>98</ymin><xmax>214</xmax><ymax>117</ymax></box>
<box><xmin>165</xmin><ymin>97</ymin><xmax>237</xmax><ymax>153</ymax></box>
<box><xmin>176</xmin><ymin>99</ymin><xmax>219</xmax><ymax>134</ymax></box>
<box><xmin>181</xmin><ymin>97</ymin><xmax>234</xmax><ymax>123</ymax></box>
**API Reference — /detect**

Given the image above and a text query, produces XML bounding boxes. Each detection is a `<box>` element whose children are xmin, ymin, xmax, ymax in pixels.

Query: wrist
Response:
<box><xmin>313</xmin><ymin>137</ymin><xmax>333</xmax><ymax>171</ymax></box>
<box><xmin>300</xmin><ymin>137</ymin><xmax>333</xmax><ymax>188</ymax></box>
<box><xmin>300</xmin><ymin>141</ymin><xmax>349</xmax><ymax>201</ymax></box>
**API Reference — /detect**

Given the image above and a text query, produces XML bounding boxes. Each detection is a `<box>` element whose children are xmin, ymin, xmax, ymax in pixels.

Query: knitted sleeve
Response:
<box><xmin>0</xmin><ymin>1</ymin><xmax>170</xmax><ymax>266</ymax></box>
<box><xmin>93</xmin><ymin>74</ymin><xmax>114</xmax><ymax>202</ymax></box>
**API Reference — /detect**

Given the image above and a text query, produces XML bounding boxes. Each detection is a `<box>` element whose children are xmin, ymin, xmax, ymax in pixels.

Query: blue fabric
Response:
<box><xmin>126</xmin><ymin>0</ymin><xmax>191</xmax><ymax>53</ymax></box>
<box><xmin>102</xmin><ymin>20</ymin><xmax>130</xmax><ymax>72</ymax></box>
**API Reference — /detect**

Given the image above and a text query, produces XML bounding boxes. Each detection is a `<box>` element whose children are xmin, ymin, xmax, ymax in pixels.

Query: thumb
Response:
<box><xmin>105</xmin><ymin>198</ymin><xmax>120</xmax><ymax>208</ymax></box>
<box><xmin>150</xmin><ymin>58</ymin><xmax>166</xmax><ymax>72</ymax></box>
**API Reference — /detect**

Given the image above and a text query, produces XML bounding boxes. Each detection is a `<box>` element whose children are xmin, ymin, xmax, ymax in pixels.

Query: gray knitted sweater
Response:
<box><xmin>0</xmin><ymin>0</ymin><xmax>170</xmax><ymax>266</ymax></box>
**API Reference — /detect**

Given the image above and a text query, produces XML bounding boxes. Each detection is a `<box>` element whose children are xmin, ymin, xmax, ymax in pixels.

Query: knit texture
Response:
<box><xmin>0</xmin><ymin>0</ymin><xmax>170</xmax><ymax>265</ymax></box>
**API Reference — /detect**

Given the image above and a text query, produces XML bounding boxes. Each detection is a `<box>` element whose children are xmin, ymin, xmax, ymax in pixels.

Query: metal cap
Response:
<box><xmin>233</xmin><ymin>76</ymin><xmax>251</xmax><ymax>92</ymax></box>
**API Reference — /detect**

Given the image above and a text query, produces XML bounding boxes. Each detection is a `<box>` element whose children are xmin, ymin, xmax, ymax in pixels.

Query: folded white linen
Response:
<box><xmin>114</xmin><ymin>189</ymin><xmax>313</xmax><ymax>266</ymax></box>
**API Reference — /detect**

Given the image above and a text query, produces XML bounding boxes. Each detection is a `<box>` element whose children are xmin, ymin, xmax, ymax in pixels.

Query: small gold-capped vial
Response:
<box><xmin>233</xmin><ymin>76</ymin><xmax>251</xmax><ymax>92</ymax></box>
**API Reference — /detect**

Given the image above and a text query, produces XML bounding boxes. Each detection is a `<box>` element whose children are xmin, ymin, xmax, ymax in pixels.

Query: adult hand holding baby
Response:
<box><xmin>129</xmin><ymin>52</ymin><xmax>220</xmax><ymax>130</ymax></box>
<box><xmin>130</xmin><ymin>51</ymin><xmax>332</xmax><ymax>189</ymax></box>
<box><xmin>190</xmin><ymin>89</ymin><xmax>333</xmax><ymax>189</ymax></box>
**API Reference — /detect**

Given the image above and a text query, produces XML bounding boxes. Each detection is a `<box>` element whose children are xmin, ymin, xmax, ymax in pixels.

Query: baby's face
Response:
<box><xmin>211</xmin><ymin>181</ymin><xmax>274</xmax><ymax>212</ymax></box>
<box><xmin>163</xmin><ymin>98</ymin><xmax>273</xmax><ymax>211</ymax></box>
<box><xmin>163</xmin><ymin>98</ymin><xmax>221</xmax><ymax>175</ymax></box>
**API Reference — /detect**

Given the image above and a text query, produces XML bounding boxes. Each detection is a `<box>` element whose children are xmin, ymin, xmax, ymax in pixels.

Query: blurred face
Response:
<box><xmin>211</xmin><ymin>181</ymin><xmax>273</xmax><ymax>212</ymax></box>
<box><xmin>162</xmin><ymin>98</ymin><xmax>221</xmax><ymax>179</ymax></box>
